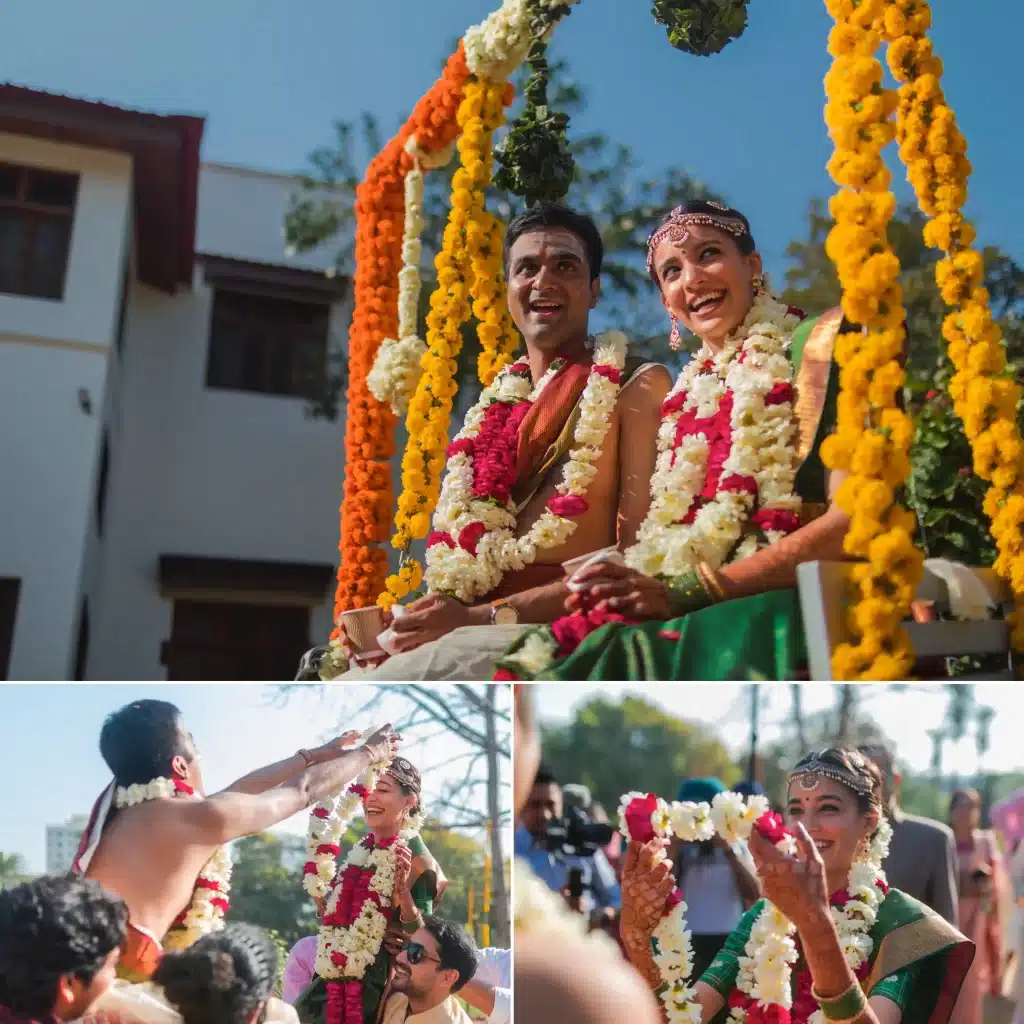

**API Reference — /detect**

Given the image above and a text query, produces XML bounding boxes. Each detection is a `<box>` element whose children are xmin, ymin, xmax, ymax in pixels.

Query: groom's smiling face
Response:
<box><xmin>506</xmin><ymin>227</ymin><xmax>600</xmax><ymax>351</ymax></box>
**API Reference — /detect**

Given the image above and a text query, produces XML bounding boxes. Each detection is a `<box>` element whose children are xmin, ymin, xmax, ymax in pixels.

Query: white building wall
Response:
<box><xmin>0</xmin><ymin>134</ymin><xmax>132</xmax><ymax>680</ymax></box>
<box><xmin>88</xmin><ymin>164</ymin><xmax>349</xmax><ymax>680</ymax></box>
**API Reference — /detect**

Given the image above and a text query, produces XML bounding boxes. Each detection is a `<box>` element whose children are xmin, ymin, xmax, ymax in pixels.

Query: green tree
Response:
<box><xmin>418</xmin><ymin>827</ymin><xmax>487</xmax><ymax>940</ymax></box>
<box><xmin>540</xmin><ymin>694</ymin><xmax>737</xmax><ymax>812</ymax></box>
<box><xmin>229</xmin><ymin>834</ymin><xmax>319</xmax><ymax>948</ymax></box>
<box><xmin>0</xmin><ymin>852</ymin><xmax>25</xmax><ymax>885</ymax></box>
<box><xmin>284</xmin><ymin>50</ymin><xmax>718</xmax><ymax>418</ymax></box>
<box><xmin>782</xmin><ymin>198</ymin><xmax>1024</xmax><ymax>568</ymax></box>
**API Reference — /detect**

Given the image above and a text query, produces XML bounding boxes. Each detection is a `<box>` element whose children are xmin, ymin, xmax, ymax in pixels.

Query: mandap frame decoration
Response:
<box><xmin>327</xmin><ymin>0</ymin><xmax>1024</xmax><ymax>681</ymax></box>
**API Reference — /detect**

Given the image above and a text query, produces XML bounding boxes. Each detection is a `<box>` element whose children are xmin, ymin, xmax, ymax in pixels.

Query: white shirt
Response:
<box><xmin>677</xmin><ymin>842</ymin><xmax>754</xmax><ymax>935</ymax></box>
<box><xmin>475</xmin><ymin>947</ymin><xmax>511</xmax><ymax>1024</ymax></box>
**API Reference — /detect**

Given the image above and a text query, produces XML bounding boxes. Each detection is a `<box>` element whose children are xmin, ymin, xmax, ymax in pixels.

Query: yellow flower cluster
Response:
<box><xmin>382</xmin><ymin>76</ymin><xmax>509</xmax><ymax>608</ymax></box>
<box><xmin>473</xmin><ymin>211</ymin><xmax>520</xmax><ymax>385</ymax></box>
<box><xmin>820</xmin><ymin>0</ymin><xmax>924</xmax><ymax>680</ymax></box>
<box><xmin>882</xmin><ymin>0</ymin><xmax>1024</xmax><ymax>648</ymax></box>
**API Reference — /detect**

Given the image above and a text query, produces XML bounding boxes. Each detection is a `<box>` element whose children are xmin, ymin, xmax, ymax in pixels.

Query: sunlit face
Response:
<box><xmin>364</xmin><ymin>773</ymin><xmax>416</xmax><ymax>835</ymax></box>
<box><xmin>786</xmin><ymin>777</ymin><xmax>876</xmax><ymax>884</ymax></box>
<box><xmin>521</xmin><ymin>781</ymin><xmax>562</xmax><ymax>840</ymax></box>
<box><xmin>652</xmin><ymin>224</ymin><xmax>761</xmax><ymax>348</ymax></box>
<box><xmin>55</xmin><ymin>946</ymin><xmax>120</xmax><ymax>1019</ymax></box>
<box><xmin>393</xmin><ymin>927</ymin><xmax>455</xmax><ymax>1003</ymax></box>
<box><xmin>506</xmin><ymin>227</ymin><xmax>600</xmax><ymax>352</ymax></box>
<box><xmin>950</xmin><ymin>793</ymin><xmax>981</xmax><ymax>833</ymax></box>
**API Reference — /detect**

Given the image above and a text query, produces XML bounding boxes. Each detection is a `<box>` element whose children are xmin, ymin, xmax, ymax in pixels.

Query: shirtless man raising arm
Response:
<box><xmin>76</xmin><ymin>699</ymin><xmax>399</xmax><ymax>977</ymax></box>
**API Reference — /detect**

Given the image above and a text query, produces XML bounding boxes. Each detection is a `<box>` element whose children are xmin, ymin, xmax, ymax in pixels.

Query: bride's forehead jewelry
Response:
<box><xmin>789</xmin><ymin>753</ymin><xmax>871</xmax><ymax>796</ymax></box>
<box><xmin>645</xmin><ymin>204</ymin><xmax>749</xmax><ymax>276</ymax></box>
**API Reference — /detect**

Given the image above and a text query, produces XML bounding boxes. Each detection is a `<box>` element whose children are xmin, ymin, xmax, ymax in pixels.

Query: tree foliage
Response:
<box><xmin>540</xmin><ymin>694</ymin><xmax>737</xmax><ymax>812</ymax></box>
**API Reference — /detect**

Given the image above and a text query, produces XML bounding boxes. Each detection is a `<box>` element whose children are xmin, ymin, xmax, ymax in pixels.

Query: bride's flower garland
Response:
<box><xmin>727</xmin><ymin>813</ymin><xmax>892</xmax><ymax>1024</ymax></box>
<box><xmin>626</xmin><ymin>293</ymin><xmax>805</xmax><ymax>579</ymax></box>
<box><xmin>618</xmin><ymin>790</ymin><xmax>770</xmax><ymax>1024</ymax></box>
<box><xmin>114</xmin><ymin>778</ymin><xmax>232</xmax><ymax>950</ymax></box>
<box><xmin>304</xmin><ymin>740</ymin><xmax>425</xmax><ymax>1024</ymax></box>
<box><xmin>425</xmin><ymin>331</ymin><xmax>628</xmax><ymax>602</ymax></box>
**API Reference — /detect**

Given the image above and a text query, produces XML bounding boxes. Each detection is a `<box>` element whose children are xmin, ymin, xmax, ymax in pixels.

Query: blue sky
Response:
<box><xmin>2</xmin><ymin>1</ymin><xmax>1022</xmax><ymax>287</ymax></box>
<box><xmin>0</xmin><ymin>684</ymin><xmax>511</xmax><ymax>873</ymax></box>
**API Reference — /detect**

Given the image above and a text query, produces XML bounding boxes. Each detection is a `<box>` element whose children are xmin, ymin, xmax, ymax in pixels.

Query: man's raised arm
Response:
<box><xmin>179</xmin><ymin>727</ymin><xmax>401</xmax><ymax>846</ymax></box>
<box><xmin>222</xmin><ymin>731</ymin><xmax>365</xmax><ymax>795</ymax></box>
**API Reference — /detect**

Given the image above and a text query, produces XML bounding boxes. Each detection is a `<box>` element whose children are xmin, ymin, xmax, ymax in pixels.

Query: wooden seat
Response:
<box><xmin>796</xmin><ymin>561</ymin><xmax>1017</xmax><ymax>681</ymax></box>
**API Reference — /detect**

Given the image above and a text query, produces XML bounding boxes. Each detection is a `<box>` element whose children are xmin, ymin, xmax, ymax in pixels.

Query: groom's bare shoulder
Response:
<box><xmin>515</xmin><ymin>933</ymin><xmax>661</xmax><ymax>1024</ymax></box>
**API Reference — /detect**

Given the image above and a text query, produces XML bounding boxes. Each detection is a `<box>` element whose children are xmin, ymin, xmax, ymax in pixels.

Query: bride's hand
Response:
<box><xmin>619</xmin><ymin>839</ymin><xmax>676</xmax><ymax>956</ymax></box>
<box><xmin>748</xmin><ymin>822</ymin><xmax>830</xmax><ymax>931</ymax></box>
<box><xmin>564</xmin><ymin>561</ymin><xmax>671</xmax><ymax>620</ymax></box>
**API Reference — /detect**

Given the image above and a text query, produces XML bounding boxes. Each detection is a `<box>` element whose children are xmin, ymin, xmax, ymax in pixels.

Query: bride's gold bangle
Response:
<box><xmin>696</xmin><ymin>562</ymin><xmax>727</xmax><ymax>603</ymax></box>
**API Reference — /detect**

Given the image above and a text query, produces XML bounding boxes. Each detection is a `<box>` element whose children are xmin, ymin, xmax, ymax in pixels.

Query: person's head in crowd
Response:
<box><xmin>0</xmin><ymin>875</ymin><xmax>127</xmax><ymax>1021</ymax></box>
<box><xmin>522</xmin><ymin>766</ymin><xmax>563</xmax><ymax>840</ymax></box>
<box><xmin>948</xmin><ymin>788</ymin><xmax>982</xmax><ymax>838</ymax></box>
<box><xmin>100</xmin><ymin>699</ymin><xmax>204</xmax><ymax>795</ymax></box>
<box><xmin>392</xmin><ymin>917</ymin><xmax>477</xmax><ymax>1012</ymax></box>
<box><xmin>153</xmin><ymin>923</ymin><xmax>277</xmax><ymax>1024</ymax></box>
<box><xmin>858</xmin><ymin>743</ymin><xmax>900</xmax><ymax>809</ymax></box>
<box><xmin>734</xmin><ymin>780</ymin><xmax>765</xmax><ymax>800</ymax></box>
<box><xmin>676</xmin><ymin>777</ymin><xmax>726</xmax><ymax>858</ymax></box>
<box><xmin>515</xmin><ymin>687</ymin><xmax>541</xmax><ymax>817</ymax></box>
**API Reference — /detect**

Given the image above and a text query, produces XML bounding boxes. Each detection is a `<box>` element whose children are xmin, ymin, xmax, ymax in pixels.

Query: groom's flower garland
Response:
<box><xmin>727</xmin><ymin>813</ymin><xmax>893</xmax><ymax>1024</ymax></box>
<box><xmin>618</xmin><ymin>790</ymin><xmax>771</xmax><ymax>1024</ymax></box>
<box><xmin>425</xmin><ymin>331</ymin><xmax>628</xmax><ymax>602</ymax></box>
<box><xmin>626</xmin><ymin>293</ymin><xmax>805</xmax><ymax>580</ymax></box>
<box><xmin>114</xmin><ymin>779</ymin><xmax>232</xmax><ymax>950</ymax></box>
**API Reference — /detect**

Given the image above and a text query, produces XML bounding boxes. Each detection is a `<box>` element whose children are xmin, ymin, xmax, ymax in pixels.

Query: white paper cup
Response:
<box><xmin>339</xmin><ymin>606</ymin><xmax>387</xmax><ymax>656</ymax></box>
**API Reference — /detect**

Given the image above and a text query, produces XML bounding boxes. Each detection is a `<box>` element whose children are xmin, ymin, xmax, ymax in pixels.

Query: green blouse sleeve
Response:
<box><xmin>869</xmin><ymin>961</ymin><xmax>921</xmax><ymax>1011</ymax></box>
<box><xmin>699</xmin><ymin>900</ymin><xmax>765</xmax><ymax>996</ymax></box>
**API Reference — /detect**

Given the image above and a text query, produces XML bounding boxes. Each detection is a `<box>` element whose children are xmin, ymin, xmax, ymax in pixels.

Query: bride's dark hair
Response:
<box><xmin>646</xmin><ymin>200</ymin><xmax>757</xmax><ymax>285</ymax></box>
<box><xmin>153</xmin><ymin>923</ymin><xmax>277</xmax><ymax>1024</ymax></box>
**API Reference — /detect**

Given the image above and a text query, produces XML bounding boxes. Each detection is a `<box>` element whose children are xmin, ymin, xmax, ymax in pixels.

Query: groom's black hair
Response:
<box><xmin>422</xmin><ymin>916</ymin><xmax>478</xmax><ymax>992</ymax></box>
<box><xmin>100</xmin><ymin>698</ymin><xmax>195</xmax><ymax>786</ymax></box>
<box><xmin>0</xmin><ymin>875</ymin><xmax>127</xmax><ymax>1017</ymax></box>
<box><xmin>503</xmin><ymin>203</ymin><xmax>604</xmax><ymax>282</ymax></box>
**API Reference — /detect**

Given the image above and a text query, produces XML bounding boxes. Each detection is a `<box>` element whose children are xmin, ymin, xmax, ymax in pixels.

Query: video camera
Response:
<box><xmin>541</xmin><ymin>804</ymin><xmax>615</xmax><ymax>857</ymax></box>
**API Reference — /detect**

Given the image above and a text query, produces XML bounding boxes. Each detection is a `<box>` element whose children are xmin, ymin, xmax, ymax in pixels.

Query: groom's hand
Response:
<box><xmin>389</xmin><ymin>594</ymin><xmax>482</xmax><ymax>652</ymax></box>
<box><xmin>362</xmin><ymin>724</ymin><xmax>401</xmax><ymax>765</ymax></box>
<box><xmin>322</xmin><ymin>731</ymin><xmax>363</xmax><ymax>758</ymax></box>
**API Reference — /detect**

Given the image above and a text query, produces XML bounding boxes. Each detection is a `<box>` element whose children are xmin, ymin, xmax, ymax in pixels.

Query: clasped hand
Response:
<box><xmin>564</xmin><ymin>560</ymin><xmax>671</xmax><ymax>621</ymax></box>
<box><xmin>386</xmin><ymin>593</ymin><xmax>478</xmax><ymax>653</ymax></box>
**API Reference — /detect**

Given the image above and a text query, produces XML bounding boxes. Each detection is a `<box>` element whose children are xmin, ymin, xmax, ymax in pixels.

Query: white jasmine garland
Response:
<box><xmin>735</xmin><ymin>818</ymin><xmax>894</xmax><ymax>1024</ymax></box>
<box><xmin>424</xmin><ymin>332</ymin><xmax>628</xmax><ymax>602</ymax></box>
<box><xmin>618</xmin><ymin>790</ymin><xmax>768</xmax><ymax>1024</ymax></box>
<box><xmin>113</xmin><ymin>776</ymin><xmax>232</xmax><ymax>949</ymax></box>
<box><xmin>625</xmin><ymin>294</ymin><xmax>804</xmax><ymax>580</ymax></box>
<box><xmin>463</xmin><ymin>0</ymin><xmax>578</xmax><ymax>82</ymax></box>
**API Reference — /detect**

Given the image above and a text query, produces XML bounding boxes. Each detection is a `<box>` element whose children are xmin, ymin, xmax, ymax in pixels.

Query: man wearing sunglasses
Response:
<box><xmin>383</xmin><ymin>917</ymin><xmax>478</xmax><ymax>1024</ymax></box>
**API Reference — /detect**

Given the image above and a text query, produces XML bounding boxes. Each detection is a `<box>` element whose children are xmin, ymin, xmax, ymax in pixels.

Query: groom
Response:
<box><xmin>334</xmin><ymin>202</ymin><xmax>671</xmax><ymax>680</ymax></box>
<box><xmin>74</xmin><ymin>698</ymin><xmax>399</xmax><ymax>980</ymax></box>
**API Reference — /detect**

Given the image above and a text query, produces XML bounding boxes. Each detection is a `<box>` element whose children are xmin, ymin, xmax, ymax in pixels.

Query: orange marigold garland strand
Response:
<box><xmin>820</xmin><ymin>0</ymin><xmax>924</xmax><ymax>680</ymax></box>
<box><xmin>881</xmin><ymin>0</ymin><xmax>1024</xmax><ymax>649</ymax></box>
<box><xmin>332</xmin><ymin>46</ymin><xmax>469</xmax><ymax>630</ymax></box>
<box><xmin>382</xmin><ymin>77</ymin><xmax>512</xmax><ymax>609</ymax></box>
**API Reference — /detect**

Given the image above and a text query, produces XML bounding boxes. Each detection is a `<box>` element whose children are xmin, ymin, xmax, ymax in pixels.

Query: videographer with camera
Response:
<box><xmin>515</xmin><ymin>768</ymin><xmax>621</xmax><ymax>921</ymax></box>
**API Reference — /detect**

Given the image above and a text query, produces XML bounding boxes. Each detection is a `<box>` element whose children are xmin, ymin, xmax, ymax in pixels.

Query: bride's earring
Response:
<box><xmin>669</xmin><ymin>317</ymin><xmax>681</xmax><ymax>352</ymax></box>
<box><xmin>752</xmin><ymin>274</ymin><xmax>766</xmax><ymax>297</ymax></box>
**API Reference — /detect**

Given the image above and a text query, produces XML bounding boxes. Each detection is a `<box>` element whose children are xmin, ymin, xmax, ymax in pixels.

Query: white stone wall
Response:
<box><xmin>0</xmin><ymin>134</ymin><xmax>131</xmax><ymax>680</ymax></box>
<box><xmin>87</xmin><ymin>164</ymin><xmax>350</xmax><ymax>680</ymax></box>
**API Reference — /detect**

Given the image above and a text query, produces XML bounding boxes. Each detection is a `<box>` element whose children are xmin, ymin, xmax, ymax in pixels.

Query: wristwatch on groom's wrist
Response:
<box><xmin>489</xmin><ymin>598</ymin><xmax>519</xmax><ymax>626</ymax></box>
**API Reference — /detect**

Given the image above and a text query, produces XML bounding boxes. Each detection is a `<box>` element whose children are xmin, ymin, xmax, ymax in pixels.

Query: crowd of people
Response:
<box><xmin>0</xmin><ymin>699</ymin><xmax>510</xmax><ymax>1024</ymax></box>
<box><xmin>513</xmin><ymin>687</ymin><xmax>1022</xmax><ymax>1024</ymax></box>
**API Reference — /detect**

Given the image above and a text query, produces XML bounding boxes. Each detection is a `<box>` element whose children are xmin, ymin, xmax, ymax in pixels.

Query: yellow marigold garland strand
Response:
<box><xmin>382</xmin><ymin>77</ymin><xmax>510</xmax><ymax>608</ymax></box>
<box><xmin>820</xmin><ymin>0</ymin><xmax>924</xmax><ymax>680</ymax></box>
<box><xmin>882</xmin><ymin>0</ymin><xmax>1024</xmax><ymax>648</ymax></box>
<box><xmin>474</xmin><ymin>211</ymin><xmax>520</xmax><ymax>385</ymax></box>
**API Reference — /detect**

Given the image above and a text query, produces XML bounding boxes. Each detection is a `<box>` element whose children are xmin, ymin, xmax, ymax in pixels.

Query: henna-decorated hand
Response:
<box><xmin>393</xmin><ymin>841</ymin><xmax>413</xmax><ymax>896</ymax></box>
<box><xmin>619</xmin><ymin>839</ymin><xmax>675</xmax><ymax>956</ymax></box>
<box><xmin>748</xmin><ymin>822</ymin><xmax>829</xmax><ymax>931</ymax></box>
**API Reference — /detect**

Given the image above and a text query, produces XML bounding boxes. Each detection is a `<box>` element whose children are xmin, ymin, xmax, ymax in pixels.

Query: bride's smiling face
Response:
<box><xmin>652</xmin><ymin>224</ymin><xmax>762</xmax><ymax>348</ymax></box>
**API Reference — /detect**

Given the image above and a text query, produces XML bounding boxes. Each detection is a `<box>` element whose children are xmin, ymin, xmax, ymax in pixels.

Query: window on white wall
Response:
<box><xmin>0</xmin><ymin>163</ymin><xmax>79</xmax><ymax>300</ymax></box>
<box><xmin>205</xmin><ymin>288</ymin><xmax>328</xmax><ymax>397</ymax></box>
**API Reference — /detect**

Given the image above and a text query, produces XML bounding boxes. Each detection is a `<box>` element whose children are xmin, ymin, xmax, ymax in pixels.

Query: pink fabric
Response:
<box><xmin>282</xmin><ymin>935</ymin><xmax>318</xmax><ymax>1005</ymax></box>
